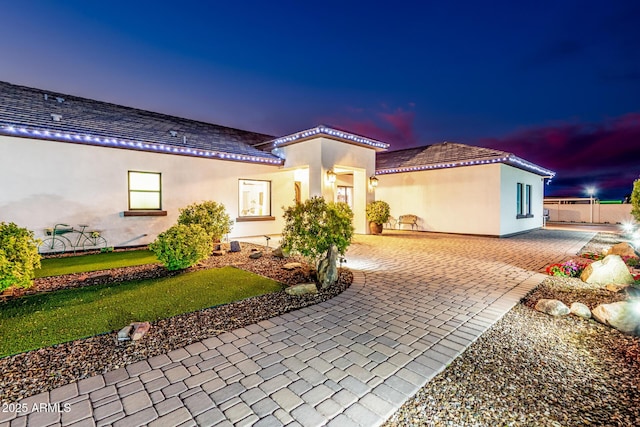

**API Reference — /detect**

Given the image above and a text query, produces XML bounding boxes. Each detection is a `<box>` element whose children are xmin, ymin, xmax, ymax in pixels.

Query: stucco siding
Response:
<box><xmin>499</xmin><ymin>164</ymin><xmax>545</xmax><ymax>235</ymax></box>
<box><xmin>375</xmin><ymin>164</ymin><xmax>503</xmax><ymax>235</ymax></box>
<box><xmin>0</xmin><ymin>135</ymin><xmax>290</xmax><ymax>246</ymax></box>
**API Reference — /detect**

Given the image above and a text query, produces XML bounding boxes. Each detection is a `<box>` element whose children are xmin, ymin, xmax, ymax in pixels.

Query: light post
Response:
<box><xmin>586</xmin><ymin>186</ymin><xmax>596</xmax><ymax>223</ymax></box>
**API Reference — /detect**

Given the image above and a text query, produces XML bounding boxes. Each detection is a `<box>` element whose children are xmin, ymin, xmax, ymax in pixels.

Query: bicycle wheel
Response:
<box><xmin>39</xmin><ymin>237</ymin><xmax>66</xmax><ymax>254</ymax></box>
<box><xmin>83</xmin><ymin>236</ymin><xmax>108</xmax><ymax>252</ymax></box>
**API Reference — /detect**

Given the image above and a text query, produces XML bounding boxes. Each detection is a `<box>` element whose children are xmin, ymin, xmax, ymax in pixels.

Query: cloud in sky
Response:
<box><xmin>323</xmin><ymin>104</ymin><xmax>418</xmax><ymax>147</ymax></box>
<box><xmin>478</xmin><ymin>113</ymin><xmax>640</xmax><ymax>199</ymax></box>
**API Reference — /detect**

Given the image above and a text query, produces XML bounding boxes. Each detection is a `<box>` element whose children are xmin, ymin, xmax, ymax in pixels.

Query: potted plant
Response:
<box><xmin>366</xmin><ymin>200</ymin><xmax>391</xmax><ymax>235</ymax></box>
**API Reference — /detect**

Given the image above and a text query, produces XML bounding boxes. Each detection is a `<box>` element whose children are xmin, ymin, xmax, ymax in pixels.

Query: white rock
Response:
<box><xmin>569</xmin><ymin>302</ymin><xmax>591</xmax><ymax>319</ymax></box>
<box><xmin>592</xmin><ymin>301</ymin><xmax>640</xmax><ymax>334</ymax></box>
<box><xmin>580</xmin><ymin>255</ymin><xmax>634</xmax><ymax>285</ymax></box>
<box><xmin>535</xmin><ymin>299</ymin><xmax>570</xmax><ymax>316</ymax></box>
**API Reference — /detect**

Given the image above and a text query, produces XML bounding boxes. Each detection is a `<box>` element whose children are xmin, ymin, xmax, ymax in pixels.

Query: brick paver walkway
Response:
<box><xmin>1</xmin><ymin>229</ymin><xmax>594</xmax><ymax>426</ymax></box>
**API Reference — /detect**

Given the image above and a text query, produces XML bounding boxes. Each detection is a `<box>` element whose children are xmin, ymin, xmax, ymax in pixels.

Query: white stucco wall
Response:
<box><xmin>498</xmin><ymin>164</ymin><xmax>545</xmax><ymax>236</ymax></box>
<box><xmin>0</xmin><ymin>135</ymin><xmax>293</xmax><ymax>247</ymax></box>
<box><xmin>543</xmin><ymin>202</ymin><xmax>634</xmax><ymax>224</ymax></box>
<box><xmin>375</xmin><ymin>163</ymin><xmax>547</xmax><ymax>236</ymax></box>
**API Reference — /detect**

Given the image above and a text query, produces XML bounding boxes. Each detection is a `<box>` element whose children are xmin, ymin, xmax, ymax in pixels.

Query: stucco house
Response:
<box><xmin>0</xmin><ymin>81</ymin><xmax>554</xmax><ymax>248</ymax></box>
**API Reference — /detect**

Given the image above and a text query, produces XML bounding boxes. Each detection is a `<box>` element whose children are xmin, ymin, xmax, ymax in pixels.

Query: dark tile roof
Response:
<box><xmin>0</xmin><ymin>81</ymin><xmax>281</xmax><ymax>163</ymax></box>
<box><xmin>376</xmin><ymin>142</ymin><xmax>555</xmax><ymax>177</ymax></box>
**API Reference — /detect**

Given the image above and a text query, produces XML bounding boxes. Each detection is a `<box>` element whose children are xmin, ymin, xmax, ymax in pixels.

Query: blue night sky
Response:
<box><xmin>2</xmin><ymin>1</ymin><xmax>639</xmax><ymax>199</ymax></box>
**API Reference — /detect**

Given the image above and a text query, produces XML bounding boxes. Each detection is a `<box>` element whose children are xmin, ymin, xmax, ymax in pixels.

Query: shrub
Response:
<box><xmin>282</xmin><ymin>197</ymin><xmax>354</xmax><ymax>288</ymax></box>
<box><xmin>177</xmin><ymin>201</ymin><xmax>233</xmax><ymax>242</ymax></box>
<box><xmin>631</xmin><ymin>179</ymin><xmax>640</xmax><ymax>223</ymax></box>
<box><xmin>0</xmin><ymin>222</ymin><xmax>41</xmax><ymax>292</ymax></box>
<box><xmin>366</xmin><ymin>200</ymin><xmax>391</xmax><ymax>225</ymax></box>
<box><xmin>149</xmin><ymin>224</ymin><xmax>212</xmax><ymax>270</ymax></box>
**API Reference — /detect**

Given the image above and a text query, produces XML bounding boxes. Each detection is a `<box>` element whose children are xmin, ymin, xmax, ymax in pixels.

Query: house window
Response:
<box><xmin>517</xmin><ymin>183</ymin><xmax>532</xmax><ymax>218</ymax></box>
<box><xmin>239</xmin><ymin>179</ymin><xmax>271</xmax><ymax>217</ymax></box>
<box><xmin>128</xmin><ymin>171</ymin><xmax>161</xmax><ymax>210</ymax></box>
<box><xmin>337</xmin><ymin>186</ymin><xmax>353</xmax><ymax>209</ymax></box>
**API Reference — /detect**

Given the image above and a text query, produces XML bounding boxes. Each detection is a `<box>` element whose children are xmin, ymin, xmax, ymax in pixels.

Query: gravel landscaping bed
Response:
<box><xmin>385</xmin><ymin>233</ymin><xmax>640</xmax><ymax>427</ymax></box>
<box><xmin>0</xmin><ymin>245</ymin><xmax>352</xmax><ymax>403</ymax></box>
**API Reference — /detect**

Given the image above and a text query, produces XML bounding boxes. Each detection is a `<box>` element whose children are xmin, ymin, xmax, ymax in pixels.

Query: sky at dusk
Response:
<box><xmin>1</xmin><ymin>1</ymin><xmax>639</xmax><ymax>199</ymax></box>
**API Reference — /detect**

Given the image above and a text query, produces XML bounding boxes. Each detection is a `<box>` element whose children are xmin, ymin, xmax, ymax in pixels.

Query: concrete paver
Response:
<box><xmin>10</xmin><ymin>229</ymin><xmax>594</xmax><ymax>426</ymax></box>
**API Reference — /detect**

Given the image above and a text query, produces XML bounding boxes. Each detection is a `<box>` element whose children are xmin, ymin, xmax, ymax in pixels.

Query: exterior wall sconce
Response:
<box><xmin>369</xmin><ymin>175</ymin><xmax>379</xmax><ymax>188</ymax></box>
<box><xmin>326</xmin><ymin>169</ymin><xmax>336</xmax><ymax>184</ymax></box>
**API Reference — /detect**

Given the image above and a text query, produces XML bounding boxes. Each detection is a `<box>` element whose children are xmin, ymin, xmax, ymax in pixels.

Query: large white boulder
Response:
<box><xmin>580</xmin><ymin>255</ymin><xmax>634</xmax><ymax>285</ymax></box>
<box><xmin>592</xmin><ymin>301</ymin><xmax>640</xmax><ymax>334</ymax></box>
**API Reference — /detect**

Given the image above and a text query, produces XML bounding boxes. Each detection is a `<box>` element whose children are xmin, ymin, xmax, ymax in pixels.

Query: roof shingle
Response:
<box><xmin>0</xmin><ymin>81</ymin><xmax>280</xmax><ymax>163</ymax></box>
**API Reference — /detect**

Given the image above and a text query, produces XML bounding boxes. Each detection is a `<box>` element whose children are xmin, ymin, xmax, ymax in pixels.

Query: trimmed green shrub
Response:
<box><xmin>631</xmin><ymin>179</ymin><xmax>640</xmax><ymax>223</ymax></box>
<box><xmin>366</xmin><ymin>200</ymin><xmax>391</xmax><ymax>225</ymax></box>
<box><xmin>281</xmin><ymin>197</ymin><xmax>354</xmax><ymax>288</ymax></box>
<box><xmin>149</xmin><ymin>224</ymin><xmax>212</xmax><ymax>270</ymax></box>
<box><xmin>177</xmin><ymin>201</ymin><xmax>233</xmax><ymax>242</ymax></box>
<box><xmin>0</xmin><ymin>222</ymin><xmax>41</xmax><ymax>292</ymax></box>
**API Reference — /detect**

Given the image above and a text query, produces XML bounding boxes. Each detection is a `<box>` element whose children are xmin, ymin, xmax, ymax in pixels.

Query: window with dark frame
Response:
<box><xmin>128</xmin><ymin>171</ymin><xmax>162</xmax><ymax>210</ymax></box>
<box><xmin>516</xmin><ymin>182</ymin><xmax>533</xmax><ymax>218</ymax></box>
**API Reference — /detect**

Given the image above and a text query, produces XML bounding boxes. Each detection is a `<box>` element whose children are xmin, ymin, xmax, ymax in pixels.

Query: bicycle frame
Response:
<box><xmin>40</xmin><ymin>223</ymin><xmax>108</xmax><ymax>254</ymax></box>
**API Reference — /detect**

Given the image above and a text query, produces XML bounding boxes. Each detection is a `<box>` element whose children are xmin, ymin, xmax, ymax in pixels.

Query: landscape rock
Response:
<box><xmin>117</xmin><ymin>325</ymin><xmax>133</xmax><ymax>341</ymax></box>
<box><xmin>249</xmin><ymin>251</ymin><xmax>263</xmax><ymax>259</ymax></box>
<box><xmin>605</xmin><ymin>283</ymin><xmax>628</xmax><ymax>293</ymax></box>
<box><xmin>534</xmin><ymin>299</ymin><xmax>570</xmax><ymax>316</ymax></box>
<box><xmin>606</xmin><ymin>242</ymin><xmax>639</xmax><ymax>259</ymax></box>
<box><xmin>580</xmin><ymin>255</ymin><xmax>634</xmax><ymax>285</ymax></box>
<box><xmin>272</xmin><ymin>246</ymin><xmax>289</xmax><ymax>258</ymax></box>
<box><xmin>130</xmin><ymin>322</ymin><xmax>151</xmax><ymax>341</ymax></box>
<box><xmin>282</xmin><ymin>262</ymin><xmax>302</xmax><ymax>270</ymax></box>
<box><xmin>229</xmin><ymin>241</ymin><xmax>241</xmax><ymax>252</ymax></box>
<box><xmin>317</xmin><ymin>245</ymin><xmax>339</xmax><ymax>289</ymax></box>
<box><xmin>569</xmin><ymin>302</ymin><xmax>591</xmax><ymax>319</ymax></box>
<box><xmin>212</xmin><ymin>250</ymin><xmax>225</xmax><ymax>256</ymax></box>
<box><xmin>592</xmin><ymin>301</ymin><xmax>640</xmax><ymax>334</ymax></box>
<box><xmin>285</xmin><ymin>283</ymin><xmax>318</xmax><ymax>295</ymax></box>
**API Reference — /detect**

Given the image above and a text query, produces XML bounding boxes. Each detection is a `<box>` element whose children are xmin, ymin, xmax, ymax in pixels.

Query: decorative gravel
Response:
<box><xmin>385</xmin><ymin>233</ymin><xmax>640</xmax><ymax>427</ymax></box>
<box><xmin>0</xmin><ymin>244</ymin><xmax>351</xmax><ymax>403</ymax></box>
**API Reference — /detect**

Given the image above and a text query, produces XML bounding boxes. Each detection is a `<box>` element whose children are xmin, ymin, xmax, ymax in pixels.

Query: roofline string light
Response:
<box><xmin>270</xmin><ymin>125</ymin><xmax>389</xmax><ymax>150</ymax></box>
<box><xmin>0</xmin><ymin>124</ymin><xmax>283</xmax><ymax>165</ymax></box>
<box><xmin>377</xmin><ymin>155</ymin><xmax>556</xmax><ymax>178</ymax></box>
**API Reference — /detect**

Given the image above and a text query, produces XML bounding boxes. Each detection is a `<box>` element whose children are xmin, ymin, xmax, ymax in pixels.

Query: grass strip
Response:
<box><xmin>36</xmin><ymin>250</ymin><xmax>159</xmax><ymax>277</ymax></box>
<box><xmin>1</xmin><ymin>266</ymin><xmax>282</xmax><ymax>357</ymax></box>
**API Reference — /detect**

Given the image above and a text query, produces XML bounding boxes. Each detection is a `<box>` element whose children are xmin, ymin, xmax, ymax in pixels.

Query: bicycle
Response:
<box><xmin>39</xmin><ymin>223</ymin><xmax>108</xmax><ymax>254</ymax></box>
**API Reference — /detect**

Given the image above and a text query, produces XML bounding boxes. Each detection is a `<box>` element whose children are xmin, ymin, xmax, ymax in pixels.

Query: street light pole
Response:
<box><xmin>586</xmin><ymin>187</ymin><xmax>595</xmax><ymax>223</ymax></box>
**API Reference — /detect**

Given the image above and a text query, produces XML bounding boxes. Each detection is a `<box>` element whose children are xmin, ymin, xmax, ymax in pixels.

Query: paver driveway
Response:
<box><xmin>3</xmin><ymin>229</ymin><xmax>594</xmax><ymax>427</ymax></box>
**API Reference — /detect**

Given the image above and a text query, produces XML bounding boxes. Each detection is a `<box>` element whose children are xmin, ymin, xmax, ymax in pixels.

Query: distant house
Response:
<box><xmin>0</xmin><ymin>81</ymin><xmax>554</xmax><ymax>248</ymax></box>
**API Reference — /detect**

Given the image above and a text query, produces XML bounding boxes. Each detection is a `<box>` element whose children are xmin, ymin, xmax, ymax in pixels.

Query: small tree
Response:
<box><xmin>149</xmin><ymin>224</ymin><xmax>212</xmax><ymax>270</ymax></box>
<box><xmin>177</xmin><ymin>201</ymin><xmax>233</xmax><ymax>242</ymax></box>
<box><xmin>631</xmin><ymin>179</ymin><xmax>640</xmax><ymax>223</ymax></box>
<box><xmin>281</xmin><ymin>197</ymin><xmax>354</xmax><ymax>289</ymax></box>
<box><xmin>0</xmin><ymin>222</ymin><xmax>41</xmax><ymax>292</ymax></box>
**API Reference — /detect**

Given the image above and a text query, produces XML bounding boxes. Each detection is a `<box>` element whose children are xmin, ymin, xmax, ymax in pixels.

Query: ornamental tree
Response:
<box><xmin>281</xmin><ymin>197</ymin><xmax>354</xmax><ymax>288</ymax></box>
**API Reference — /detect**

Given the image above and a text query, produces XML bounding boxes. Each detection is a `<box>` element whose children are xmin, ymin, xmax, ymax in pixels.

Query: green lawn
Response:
<box><xmin>0</xmin><ymin>266</ymin><xmax>283</xmax><ymax>357</ymax></box>
<box><xmin>36</xmin><ymin>250</ymin><xmax>159</xmax><ymax>277</ymax></box>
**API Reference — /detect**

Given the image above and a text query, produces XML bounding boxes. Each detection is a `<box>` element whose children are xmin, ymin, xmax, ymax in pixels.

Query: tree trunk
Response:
<box><xmin>317</xmin><ymin>245</ymin><xmax>338</xmax><ymax>289</ymax></box>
